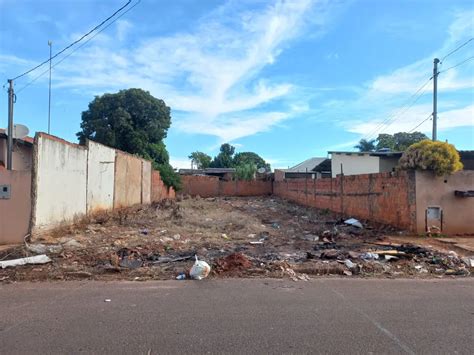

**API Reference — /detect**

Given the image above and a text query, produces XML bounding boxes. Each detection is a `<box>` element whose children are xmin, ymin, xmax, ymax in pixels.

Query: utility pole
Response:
<box><xmin>7</xmin><ymin>79</ymin><xmax>14</xmax><ymax>170</ymax></box>
<box><xmin>432</xmin><ymin>58</ymin><xmax>440</xmax><ymax>141</ymax></box>
<box><xmin>48</xmin><ymin>40</ymin><xmax>52</xmax><ymax>134</ymax></box>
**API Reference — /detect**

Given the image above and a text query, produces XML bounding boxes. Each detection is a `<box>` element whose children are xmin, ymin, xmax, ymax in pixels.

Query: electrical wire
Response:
<box><xmin>408</xmin><ymin>113</ymin><xmax>432</xmax><ymax>133</ymax></box>
<box><xmin>439</xmin><ymin>55</ymin><xmax>474</xmax><ymax>74</ymax></box>
<box><xmin>440</xmin><ymin>38</ymin><xmax>474</xmax><ymax>63</ymax></box>
<box><xmin>16</xmin><ymin>0</ymin><xmax>141</xmax><ymax>94</ymax></box>
<box><xmin>363</xmin><ymin>77</ymin><xmax>432</xmax><ymax>141</ymax></box>
<box><xmin>9</xmin><ymin>0</ymin><xmax>132</xmax><ymax>81</ymax></box>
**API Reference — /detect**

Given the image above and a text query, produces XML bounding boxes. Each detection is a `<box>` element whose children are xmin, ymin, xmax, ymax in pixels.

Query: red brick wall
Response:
<box><xmin>273</xmin><ymin>171</ymin><xmax>416</xmax><ymax>231</ymax></box>
<box><xmin>181</xmin><ymin>175</ymin><xmax>272</xmax><ymax>197</ymax></box>
<box><xmin>151</xmin><ymin>170</ymin><xmax>175</xmax><ymax>201</ymax></box>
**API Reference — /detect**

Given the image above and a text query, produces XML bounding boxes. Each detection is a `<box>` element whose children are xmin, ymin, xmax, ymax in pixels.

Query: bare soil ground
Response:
<box><xmin>1</xmin><ymin>196</ymin><xmax>472</xmax><ymax>282</ymax></box>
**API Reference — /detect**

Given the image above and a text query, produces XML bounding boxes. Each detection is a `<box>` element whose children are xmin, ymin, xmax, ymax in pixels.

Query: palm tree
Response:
<box><xmin>354</xmin><ymin>138</ymin><xmax>376</xmax><ymax>152</ymax></box>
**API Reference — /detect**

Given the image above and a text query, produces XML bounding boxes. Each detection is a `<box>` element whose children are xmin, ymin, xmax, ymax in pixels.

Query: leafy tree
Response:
<box><xmin>376</xmin><ymin>132</ymin><xmax>428</xmax><ymax>151</ymax></box>
<box><xmin>233</xmin><ymin>152</ymin><xmax>270</xmax><ymax>171</ymax></box>
<box><xmin>77</xmin><ymin>88</ymin><xmax>181</xmax><ymax>189</ymax></box>
<box><xmin>354</xmin><ymin>139</ymin><xmax>376</xmax><ymax>152</ymax></box>
<box><xmin>188</xmin><ymin>151</ymin><xmax>212</xmax><ymax>169</ymax></box>
<box><xmin>210</xmin><ymin>143</ymin><xmax>236</xmax><ymax>168</ymax></box>
<box><xmin>399</xmin><ymin>140</ymin><xmax>463</xmax><ymax>176</ymax></box>
<box><xmin>234</xmin><ymin>163</ymin><xmax>257</xmax><ymax>181</ymax></box>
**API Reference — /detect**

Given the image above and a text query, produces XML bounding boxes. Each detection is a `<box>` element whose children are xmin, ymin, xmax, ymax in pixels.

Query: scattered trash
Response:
<box><xmin>344</xmin><ymin>218</ymin><xmax>363</xmax><ymax>229</ymax></box>
<box><xmin>360</xmin><ymin>252</ymin><xmax>379</xmax><ymax>260</ymax></box>
<box><xmin>249</xmin><ymin>241</ymin><xmax>264</xmax><ymax>245</ymax></box>
<box><xmin>172</xmin><ymin>234</ymin><xmax>181</xmax><ymax>240</ymax></box>
<box><xmin>117</xmin><ymin>248</ymin><xmax>143</xmax><ymax>269</ymax></box>
<box><xmin>104</xmin><ymin>299</ymin><xmax>111</xmax><ymax>302</ymax></box>
<box><xmin>0</xmin><ymin>255</ymin><xmax>52</xmax><ymax>269</ymax></box>
<box><xmin>189</xmin><ymin>255</ymin><xmax>211</xmax><ymax>280</ymax></box>
<box><xmin>247</xmin><ymin>233</ymin><xmax>257</xmax><ymax>239</ymax></box>
<box><xmin>271</xmin><ymin>222</ymin><xmax>280</xmax><ymax>229</ymax></box>
<box><xmin>176</xmin><ymin>273</ymin><xmax>186</xmax><ymax>280</ymax></box>
<box><xmin>281</xmin><ymin>266</ymin><xmax>309</xmax><ymax>281</ymax></box>
<box><xmin>344</xmin><ymin>259</ymin><xmax>355</xmax><ymax>269</ymax></box>
<box><xmin>461</xmin><ymin>258</ymin><xmax>474</xmax><ymax>268</ymax></box>
<box><xmin>151</xmin><ymin>255</ymin><xmax>194</xmax><ymax>264</ymax></box>
<box><xmin>384</xmin><ymin>255</ymin><xmax>399</xmax><ymax>261</ymax></box>
<box><xmin>140</xmin><ymin>229</ymin><xmax>149</xmax><ymax>235</ymax></box>
<box><xmin>26</xmin><ymin>243</ymin><xmax>62</xmax><ymax>254</ymax></box>
<box><xmin>221</xmin><ymin>233</ymin><xmax>230</xmax><ymax>240</ymax></box>
<box><xmin>343</xmin><ymin>270</ymin><xmax>352</xmax><ymax>276</ymax></box>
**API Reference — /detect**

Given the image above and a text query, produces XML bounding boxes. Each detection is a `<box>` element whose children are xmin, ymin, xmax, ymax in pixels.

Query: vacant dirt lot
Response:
<box><xmin>1</xmin><ymin>196</ymin><xmax>472</xmax><ymax>282</ymax></box>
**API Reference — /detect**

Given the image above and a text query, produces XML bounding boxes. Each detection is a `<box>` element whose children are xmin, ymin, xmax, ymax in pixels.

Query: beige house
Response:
<box><xmin>329</xmin><ymin>151</ymin><xmax>401</xmax><ymax>177</ymax></box>
<box><xmin>0</xmin><ymin>128</ymin><xmax>34</xmax><ymax>171</ymax></box>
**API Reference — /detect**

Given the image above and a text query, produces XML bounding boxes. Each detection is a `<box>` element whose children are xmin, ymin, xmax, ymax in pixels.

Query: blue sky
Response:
<box><xmin>1</xmin><ymin>0</ymin><xmax>473</xmax><ymax>169</ymax></box>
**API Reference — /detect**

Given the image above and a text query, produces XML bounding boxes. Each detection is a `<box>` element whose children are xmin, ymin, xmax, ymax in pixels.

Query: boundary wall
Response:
<box><xmin>181</xmin><ymin>175</ymin><xmax>272</xmax><ymax>197</ymax></box>
<box><xmin>28</xmin><ymin>133</ymin><xmax>174</xmax><ymax>238</ymax></box>
<box><xmin>273</xmin><ymin>171</ymin><xmax>416</xmax><ymax>231</ymax></box>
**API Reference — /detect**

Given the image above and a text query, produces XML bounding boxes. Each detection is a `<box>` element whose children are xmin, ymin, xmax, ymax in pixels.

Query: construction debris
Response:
<box><xmin>0</xmin><ymin>255</ymin><xmax>52</xmax><ymax>269</ymax></box>
<box><xmin>0</xmin><ymin>196</ymin><xmax>471</xmax><ymax>281</ymax></box>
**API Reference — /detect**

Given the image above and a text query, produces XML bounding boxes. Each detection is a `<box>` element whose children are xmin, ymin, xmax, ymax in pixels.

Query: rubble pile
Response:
<box><xmin>0</xmin><ymin>196</ymin><xmax>472</xmax><ymax>282</ymax></box>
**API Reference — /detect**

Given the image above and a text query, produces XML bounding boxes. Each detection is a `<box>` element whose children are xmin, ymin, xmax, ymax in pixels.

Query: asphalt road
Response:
<box><xmin>0</xmin><ymin>278</ymin><xmax>473</xmax><ymax>354</ymax></box>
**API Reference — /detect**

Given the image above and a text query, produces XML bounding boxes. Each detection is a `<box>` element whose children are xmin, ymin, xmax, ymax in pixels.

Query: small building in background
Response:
<box><xmin>329</xmin><ymin>150</ymin><xmax>402</xmax><ymax>177</ymax></box>
<box><xmin>276</xmin><ymin>157</ymin><xmax>331</xmax><ymax>180</ymax></box>
<box><xmin>458</xmin><ymin>151</ymin><xmax>474</xmax><ymax>170</ymax></box>
<box><xmin>178</xmin><ymin>168</ymin><xmax>236</xmax><ymax>181</ymax></box>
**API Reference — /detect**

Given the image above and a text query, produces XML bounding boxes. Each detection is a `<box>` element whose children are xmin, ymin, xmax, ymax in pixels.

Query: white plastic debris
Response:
<box><xmin>189</xmin><ymin>255</ymin><xmax>211</xmax><ymax>280</ymax></box>
<box><xmin>0</xmin><ymin>254</ymin><xmax>52</xmax><ymax>269</ymax></box>
<box><xmin>344</xmin><ymin>259</ymin><xmax>355</xmax><ymax>268</ymax></box>
<box><xmin>27</xmin><ymin>243</ymin><xmax>63</xmax><ymax>254</ymax></box>
<box><xmin>360</xmin><ymin>252</ymin><xmax>379</xmax><ymax>260</ymax></box>
<box><xmin>344</xmin><ymin>218</ymin><xmax>363</xmax><ymax>229</ymax></box>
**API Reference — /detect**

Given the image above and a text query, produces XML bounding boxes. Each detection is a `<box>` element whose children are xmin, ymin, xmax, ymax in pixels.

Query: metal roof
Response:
<box><xmin>287</xmin><ymin>157</ymin><xmax>329</xmax><ymax>173</ymax></box>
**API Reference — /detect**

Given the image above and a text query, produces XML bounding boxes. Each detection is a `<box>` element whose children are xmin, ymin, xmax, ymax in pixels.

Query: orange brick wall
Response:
<box><xmin>151</xmin><ymin>170</ymin><xmax>175</xmax><ymax>201</ymax></box>
<box><xmin>181</xmin><ymin>175</ymin><xmax>272</xmax><ymax>197</ymax></box>
<box><xmin>273</xmin><ymin>171</ymin><xmax>416</xmax><ymax>231</ymax></box>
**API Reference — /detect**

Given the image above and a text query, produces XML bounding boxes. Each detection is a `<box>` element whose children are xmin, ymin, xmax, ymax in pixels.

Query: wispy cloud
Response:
<box><xmin>5</xmin><ymin>0</ymin><xmax>340</xmax><ymax>143</ymax></box>
<box><xmin>337</xmin><ymin>10</ymin><xmax>474</xmax><ymax>139</ymax></box>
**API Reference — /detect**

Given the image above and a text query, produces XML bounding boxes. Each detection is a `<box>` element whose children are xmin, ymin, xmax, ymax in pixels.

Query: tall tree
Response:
<box><xmin>375</xmin><ymin>132</ymin><xmax>428</xmax><ymax>151</ymax></box>
<box><xmin>77</xmin><ymin>88</ymin><xmax>180</xmax><ymax>189</ymax></box>
<box><xmin>233</xmin><ymin>152</ymin><xmax>270</xmax><ymax>171</ymax></box>
<box><xmin>188</xmin><ymin>151</ymin><xmax>212</xmax><ymax>169</ymax></box>
<box><xmin>210</xmin><ymin>143</ymin><xmax>236</xmax><ymax>168</ymax></box>
<box><xmin>354</xmin><ymin>139</ymin><xmax>376</xmax><ymax>152</ymax></box>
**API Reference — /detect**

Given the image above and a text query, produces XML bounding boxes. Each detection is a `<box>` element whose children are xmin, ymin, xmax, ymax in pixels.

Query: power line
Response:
<box><xmin>439</xmin><ymin>55</ymin><xmax>474</xmax><ymax>74</ymax></box>
<box><xmin>363</xmin><ymin>76</ymin><xmax>432</xmax><ymax>141</ymax></box>
<box><xmin>16</xmin><ymin>0</ymin><xmax>141</xmax><ymax>94</ymax></box>
<box><xmin>408</xmin><ymin>113</ymin><xmax>432</xmax><ymax>133</ymax></box>
<box><xmin>440</xmin><ymin>38</ymin><xmax>474</xmax><ymax>63</ymax></box>
<box><xmin>10</xmin><ymin>0</ymin><xmax>132</xmax><ymax>81</ymax></box>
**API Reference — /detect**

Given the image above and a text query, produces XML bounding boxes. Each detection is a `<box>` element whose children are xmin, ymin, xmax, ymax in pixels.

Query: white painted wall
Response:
<box><xmin>33</xmin><ymin>134</ymin><xmax>87</xmax><ymax>232</ymax></box>
<box><xmin>331</xmin><ymin>153</ymin><xmax>380</xmax><ymax>177</ymax></box>
<box><xmin>86</xmin><ymin>140</ymin><xmax>116</xmax><ymax>214</ymax></box>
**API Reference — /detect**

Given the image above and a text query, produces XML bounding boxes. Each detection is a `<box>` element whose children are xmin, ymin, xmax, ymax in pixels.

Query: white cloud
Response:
<box><xmin>170</xmin><ymin>156</ymin><xmax>191</xmax><ymax>170</ymax></box>
<box><xmin>339</xmin><ymin>10</ymin><xmax>474</xmax><ymax>139</ymax></box>
<box><xmin>9</xmin><ymin>0</ymin><xmax>339</xmax><ymax>142</ymax></box>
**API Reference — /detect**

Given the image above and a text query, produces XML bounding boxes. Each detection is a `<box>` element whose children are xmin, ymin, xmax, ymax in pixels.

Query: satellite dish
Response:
<box><xmin>12</xmin><ymin>124</ymin><xmax>29</xmax><ymax>139</ymax></box>
<box><xmin>257</xmin><ymin>167</ymin><xmax>266</xmax><ymax>174</ymax></box>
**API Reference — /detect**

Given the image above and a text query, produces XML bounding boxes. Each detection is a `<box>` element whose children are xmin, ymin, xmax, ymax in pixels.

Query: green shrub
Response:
<box><xmin>398</xmin><ymin>140</ymin><xmax>463</xmax><ymax>176</ymax></box>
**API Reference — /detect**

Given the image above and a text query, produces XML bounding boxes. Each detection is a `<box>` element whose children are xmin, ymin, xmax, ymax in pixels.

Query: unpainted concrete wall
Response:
<box><xmin>114</xmin><ymin>151</ymin><xmax>143</xmax><ymax>208</ymax></box>
<box><xmin>32</xmin><ymin>134</ymin><xmax>87</xmax><ymax>233</ymax></box>
<box><xmin>181</xmin><ymin>175</ymin><xmax>272</xmax><ymax>197</ymax></box>
<box><xmin>415</xmin><ymin>171</ymin><xmax>474</xmax><ymax>234</ymax></box>
<box><xmin>141</xmin><ymin>160</ymin><xmax>151</xmax><ymax>204</ymax></box>
<box><xmin>0</xmin><ymin>170</ymin><xmax>31</xmax><ymax>244</ymax></box>
<box><xmin>331</xmin><ymin>153</ymin><xmax>380</xmax><ymax>178</ymax></box>
<box><xmin>274</xmin><ymin>171</ymin><xmax>416</xmax><ymax>231</ymax></box>
<box><xmin>86</xmin><ymin>140</ymin><xmax>115</xmax><ymax>214</ymax></box>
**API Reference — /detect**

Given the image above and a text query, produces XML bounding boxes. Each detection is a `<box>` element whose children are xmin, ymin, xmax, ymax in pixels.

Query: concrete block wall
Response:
<box><xmin>273</xmin><ymin>171</ymin><xmax>416</xmax><ymax>231</ymax></box>
<box><xmin>32</xmin><ymin>134</ymin><xmax>88</xmax><ymax>234</ymax></box>
<box><xmin>27</xmin><ymin>133</ymin><xmax>172</xmax><ymax>239</ymax></box>
<box><xmin>86</xmin><ymin>140</ymin><xmax>115</xmax><ymax>214</ymax></box>
<box><xmin>181</xmin><ymin>175</ymin><xmax>272</xmax><ymax>197</ymax></box>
